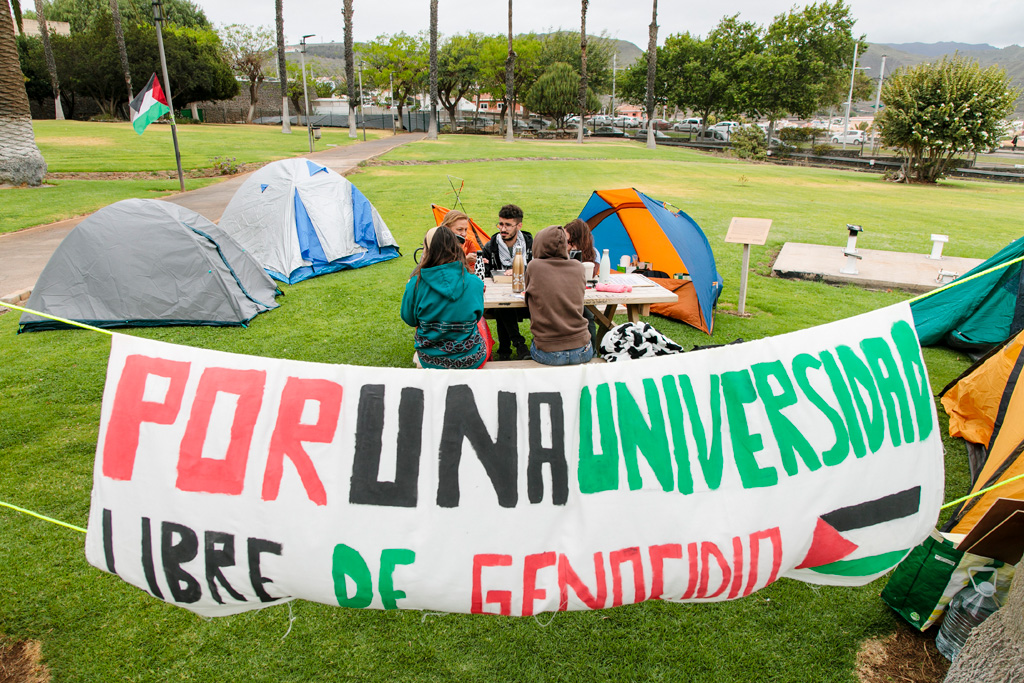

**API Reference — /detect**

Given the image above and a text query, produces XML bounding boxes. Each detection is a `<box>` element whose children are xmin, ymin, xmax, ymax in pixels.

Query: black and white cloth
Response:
<box><xmin>599</xmin><ymin>322</ymin><xmax>685</xmax><ymax>362</ymax></box>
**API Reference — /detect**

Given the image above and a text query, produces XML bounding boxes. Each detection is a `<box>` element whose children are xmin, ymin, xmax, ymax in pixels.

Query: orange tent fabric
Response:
<box><xmin>432</xmin><ymin>204</ymin><xmax>491</xmax><ymax>255</ymax></box>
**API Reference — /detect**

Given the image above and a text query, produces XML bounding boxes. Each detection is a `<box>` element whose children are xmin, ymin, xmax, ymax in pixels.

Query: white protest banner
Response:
<box><xmin>85</xmin><ymin>302</ymin><xmax>943</xmax><ymax>617</ymax></box>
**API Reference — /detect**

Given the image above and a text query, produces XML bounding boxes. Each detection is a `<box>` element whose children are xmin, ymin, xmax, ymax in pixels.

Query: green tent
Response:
<box><xmin>911</xmin><ymin>237</ymin><xmax>1024</xmax><ymax>351</ymax></box>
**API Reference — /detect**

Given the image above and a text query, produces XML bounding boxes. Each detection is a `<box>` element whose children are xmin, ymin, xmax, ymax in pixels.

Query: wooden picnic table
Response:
<box><xmin>483</xmin><ymin>273</ymin><xmax>677</xmax><ymax>342</ymax></box>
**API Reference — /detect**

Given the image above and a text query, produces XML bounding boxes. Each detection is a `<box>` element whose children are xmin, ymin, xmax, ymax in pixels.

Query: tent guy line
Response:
<box><xmin>907</xmin><ymin>255</ymin><xmax>1024</xmax><ymax>305</ymax></box>
<box><xmin>0</xmin><ymin>499</ymin><xmax>87</xmax><ymax>534</ymax></box>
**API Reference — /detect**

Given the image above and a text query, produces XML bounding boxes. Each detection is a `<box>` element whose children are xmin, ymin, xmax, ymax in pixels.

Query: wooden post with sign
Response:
<box><xmin>724</xmin><ymin>218</ymin><xmax>772</xmax><ymax>315</ymax></box>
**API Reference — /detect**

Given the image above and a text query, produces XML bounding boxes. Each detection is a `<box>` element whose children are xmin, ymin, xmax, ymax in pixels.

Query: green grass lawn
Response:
<box><xmin>3</xmin><ymin>134</ymin><xmax>1023</xmax><ymax>681</ymax></box>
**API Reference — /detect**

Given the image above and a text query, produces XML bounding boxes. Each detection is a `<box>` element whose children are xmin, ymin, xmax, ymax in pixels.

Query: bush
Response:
<box><xmin>730</xmin><ymin>126</ymin><xmax>768</xmax><ymax>160</ymax></box>
<box><xmin>812</xmin><ymin>143</ymin><xmax>834</xmax><ymax>156</ymax></box>
<box><xmin>209</xmin><ymin>156</ymin><xmax>241</xmax><ymax>175</ymax></box>
<box><xmin>780</xmin><ymin>127</ymin><xmax>811</xmax><ymax>144</ymax></box>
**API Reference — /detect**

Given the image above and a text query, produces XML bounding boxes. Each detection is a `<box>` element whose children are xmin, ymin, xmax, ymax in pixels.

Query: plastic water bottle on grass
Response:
<box><xmin>934</xmin><ymin>568</ymin><xmax>1000</xmax><ymax>661</ymax></box>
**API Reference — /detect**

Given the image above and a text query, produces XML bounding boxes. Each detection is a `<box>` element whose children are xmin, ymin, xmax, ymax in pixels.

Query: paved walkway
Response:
<box><xmin>0</xmin><ymin>132</ymin><xmax>425</xmax><ymax>303</ymax></box>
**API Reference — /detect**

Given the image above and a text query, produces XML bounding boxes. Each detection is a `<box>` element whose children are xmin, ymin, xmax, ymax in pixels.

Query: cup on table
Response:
<box><xmin>582</xmin><ymin>262</ymin><xmax>595</xmax><ymax>281</ymax></box>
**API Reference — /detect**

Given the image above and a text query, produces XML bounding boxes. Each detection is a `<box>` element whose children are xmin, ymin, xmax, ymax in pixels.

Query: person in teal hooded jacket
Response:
<box><xmin>401</xmin><ymin>226</ymin><xmax>489</xmax><ymax>369</ymax></box>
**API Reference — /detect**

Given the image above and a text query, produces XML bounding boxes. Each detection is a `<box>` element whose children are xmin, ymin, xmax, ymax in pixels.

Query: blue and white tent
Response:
<box><xmin>218</xmin><ymin>158</ymin><xmax>400</xmax><ymax>283</ymax></box>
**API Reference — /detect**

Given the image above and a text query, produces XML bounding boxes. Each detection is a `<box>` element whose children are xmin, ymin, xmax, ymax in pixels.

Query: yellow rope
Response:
<box><xmin>1</xmin><ymin>300</ymin><xmax>116</xmax><ymax>336</ymax></box>
<box><xmin>0</xmin><ymin>499</ymin><xmax>87</xmax><ymax>533</ymax></box>
<box><xmin>908</xmin><ymin>255</ymin><xmax>1024</xmax><ymax>304</ymax></box>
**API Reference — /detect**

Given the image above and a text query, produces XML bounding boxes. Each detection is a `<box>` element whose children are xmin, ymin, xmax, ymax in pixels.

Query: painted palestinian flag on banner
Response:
<box><xmin>130</xmin><ymin>73</ymin><xmax>170</xmax><ymax>135</ymax></box>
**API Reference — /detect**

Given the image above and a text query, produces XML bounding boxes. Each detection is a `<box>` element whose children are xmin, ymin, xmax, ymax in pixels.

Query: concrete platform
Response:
<box><xmin>773</xmin><ymin>242</ymin><xmax>984</xmax><ymax>292</ymax></box>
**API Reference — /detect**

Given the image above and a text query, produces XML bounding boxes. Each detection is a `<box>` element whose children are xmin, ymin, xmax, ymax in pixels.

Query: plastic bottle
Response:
<box><xmin>599</xmin><ymin>249</ymin><xmax>611</xmax><ymax>283</ymax></box>
<box><xmin>935</xmin><ymin>570</ymin><xmax>1001</xmax><ymax>661</ymax></box>
<box><xmin>511</xmin><ymin>244</ymin><xmax>525</xmax><ymax>293</ymax></box>
<box><xmin>474</xmin><ymin>250</ymin><xmax>486</xmax><ymax>280</ymax></box>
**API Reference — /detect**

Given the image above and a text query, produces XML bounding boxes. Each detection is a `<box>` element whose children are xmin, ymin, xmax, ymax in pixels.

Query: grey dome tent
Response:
<box><xmin>18</xmin><ymin>199</ymin><xmax>280</xmax><ymax>332</ymax></box>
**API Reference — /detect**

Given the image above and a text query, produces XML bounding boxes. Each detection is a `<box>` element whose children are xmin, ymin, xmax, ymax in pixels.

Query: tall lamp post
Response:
<box><xmin>390</xmin><ymin>72</ymin><xmax>397</xmax><ymax>135</ymax></box>
<box><xmin>152</xmin><ymin>0</ymin><xmax>185</xmax><ymax>191</ymax></box>
<box><xmin>299</xmin><ymin>34</ymin><xmax>315</xmax><ymax>153</ymax></box>
<box><xmin>358</xmin><ymin>60</ymin><xmax>366</xmax><ymax>141</ymax></box>
<box><xmin>871</xmin><ymin>54</ymin><xmax>887</xmax><ymax>154</ymax></box>
<box><xmin>840</xmin><ymin>42</ymin><xmax>869</xmax><ymax>151</ymax></box>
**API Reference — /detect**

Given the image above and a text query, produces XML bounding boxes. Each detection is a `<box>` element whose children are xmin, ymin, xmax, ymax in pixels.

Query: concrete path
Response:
<box><xmin>0</xmin><ymin>132</ymin><xmax>425</xmax><ymax>304</ymax></box>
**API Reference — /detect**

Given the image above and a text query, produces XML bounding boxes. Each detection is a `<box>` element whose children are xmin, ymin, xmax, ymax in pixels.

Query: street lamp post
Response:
<box><xmin>299</xmin><ymin>34</ymin><xmax>315</xmax><ymax>153</ymax></box>
<box><xmin>357</xmin><ymin>61</ymin><xmax>366</xmax><ymax>141</ymax></box>
<box><xmin>841</xmin><ymin>43</ymin><xmax>869</xmax><ymax>151</ymax></box>
<box><xmin>390</xmin><ymin>72</ymin><xmax>397</xmax><ymax>136</ymax></box>
<box><xmin>871</xmin><ymin>55</ymin><xmax>887</xmax><ymax>154</ymax></box>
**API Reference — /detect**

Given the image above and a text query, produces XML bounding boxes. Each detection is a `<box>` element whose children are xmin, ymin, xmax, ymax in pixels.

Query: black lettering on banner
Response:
<box><xmin>248</xmin><ymin>537</ymin><xmax>283</xmax><ymax>603</ymax></box>
<box><xmin>350</xmin><ymin>385</ymin><xmax>424</xmax><ymax>508</ymax></box>
<box><xmin>141</xmin><ymin>516</ymin><xmax>164</xmax><ymax>599</ymax></box>
<box><xmin>205</xmin><ymin>531</ymin><xmax>246</xmax><ymax>604</ymax></box>
<box><xmin>161</xmin><ymin>522</ymin><xmax>201</xmax><ymax>603</ymax></box>
<box><xmin>102</xmin><ymin>508</ymin><xmax>117</xmax><ymax>575</ymax></box>
<box><xmin>437</xmin><ymin>386</ymin><xmax>518</xmax><ymax>508</ymax></box>
<box><xmin>527</xmin><ymin>392</ymin><xmax>568</xmax><ymax>505</ymax></box>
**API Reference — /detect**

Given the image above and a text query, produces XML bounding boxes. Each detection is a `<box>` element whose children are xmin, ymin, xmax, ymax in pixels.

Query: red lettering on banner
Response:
<box><xmin>648</xmin><ymin>543</ymin><xmax>683</xmax><ymax>600</ymax></box>
<box><xmin>609</xmin><ymin>547</ymin><xmax>645</xmax><ymax>607</ymax></box>
<box><xmin>745</xmin><ymin>527</ymin><xmax>783</xmax><ymax>596</ymax></box>
<box><xmin>697</xmin><ymin>542</ymin><xmax>731</xmax><ymax>598</ymax></box>
<box><xmin>176</xmin><ymin>367</ymin><xmax>266</xmax><ymax>495</ymax></box>
<box><xmin>522</xmin><ymin>552</ymin><xmax>556</xmax><ymax>616</ymax></box>
<box><xmin>729</xmin><ymin>536</ymin><xmax>745</xmax><ymax>599</ymax></box>
<box><xmin>557</xmin><ymin>552</ymin><xmax>607</xmax><ymax>610</ymax></box>
<box><xmin>471</xmin><ymin>554</ymin><xmax>512</xmax><ymax>615</ymax></box>
<box><xmin>262</xmin><ymin>377</ymin><xmax>342</xmax><ymax>506</ymax></box>
<box><xmin>680</xmin><ymin>542</ymin><xmax>699</xmax><ymax>599</ymax></box>
<box><xmin>103</xmin><ymin>355</ymin><xmax>190</xmax><ymax>481</ymax></box>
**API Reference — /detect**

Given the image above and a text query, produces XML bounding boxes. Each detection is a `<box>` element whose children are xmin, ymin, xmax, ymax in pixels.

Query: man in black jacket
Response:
<box><xmin>480</xmin><ymin>204</ymin><xmax>532</xmax><ymax>360</ymax></box>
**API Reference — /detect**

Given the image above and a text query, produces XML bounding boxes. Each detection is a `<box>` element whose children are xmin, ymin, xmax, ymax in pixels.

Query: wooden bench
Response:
<box><xmin>484</xmin><ymin>357</ymin><xmax>606</xmax><ymax>370</ymax></box>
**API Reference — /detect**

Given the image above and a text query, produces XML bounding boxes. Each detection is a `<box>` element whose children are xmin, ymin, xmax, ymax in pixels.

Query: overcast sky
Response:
<box><xmin>195</xmin><ymin>0</ymin><xmax>1023</xmax><ymax>50</ymax></box>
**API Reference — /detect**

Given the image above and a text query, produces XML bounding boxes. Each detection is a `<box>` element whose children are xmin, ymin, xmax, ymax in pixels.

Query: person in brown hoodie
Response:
<box><xmin>524</xmin><ymin>226</ymin><xmax>594</xmax><ymax>365</ymax></box>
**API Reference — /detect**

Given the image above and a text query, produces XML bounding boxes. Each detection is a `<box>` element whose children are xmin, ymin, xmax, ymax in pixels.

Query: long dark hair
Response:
<box><xmin>564</xmin><ymin>218</ymin><xmax>597</xmax><ymax>264</ymax></box>
<box><xmin>411</xmin><ymin>226</ymin><xmax>468</xmax><ymax>279</ymax></box>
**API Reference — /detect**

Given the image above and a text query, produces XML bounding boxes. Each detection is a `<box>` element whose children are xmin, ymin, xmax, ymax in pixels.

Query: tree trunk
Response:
<box><xmin>428</xmin><ymin>0</ymin><xmax>438</xmax><ymax>139</ymax></box>
<box><xmin>33</xmin><ymin>0</ymin><xmax>63</xmax><ymax>120</ymax></box>
<box><xmin>247</xmin><ymin>80</ymin><xmax>258</xmax><ymax>123</ymax></box>
<box><xmin>944</xmin><ymin>557</ymin><xmax>1024</xmax><ymax>681</ymax></box>
<box><xmin>109</xmin><ymin>0</ymin><xmax>132</xmax><ymax>109</ymax></box>
<box><xmin>0</xmin><ymin>0</ymin><xmax>46</xmax><ymax>184</ymax></box>
<box><xmin>577</xmin><ymin>0</ymin><xmax>588</xmax><ymax>144</ymax></box>
<box><xmin>275</xmin><ymin>0</ymin><xmax>290</xmax><ymax>133</ymax></box>
<box><xmin>644</xmin><ymin>0</ymin><xmax>658</xmax><ymax>150</ymax></box>
<box><xmin>343</xmin><ymin>0</ymin><xmax>357</xmax><ymax>139</ymax></box>
<box><xmin>504</xmin><ymin>0</ymin><xmax>514</xmax><ymax>142</ymax></box>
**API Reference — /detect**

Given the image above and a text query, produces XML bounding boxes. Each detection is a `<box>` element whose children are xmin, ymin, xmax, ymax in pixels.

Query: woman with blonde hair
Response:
<box><xmin>439</xmin><ymin>209</ymin><xmax>480</xmax><ymax>268</ymax></box>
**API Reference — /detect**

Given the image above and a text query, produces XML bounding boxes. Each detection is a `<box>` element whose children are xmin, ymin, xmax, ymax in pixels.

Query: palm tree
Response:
<box><xmin>427</xmin><ymin>0</ymin><xmax>438</xmax><ymax>139</ymax></box>
<box><xmin>109</xmin><ymin>0</ymin><xmax>133</xmax><ymax>114</ymax></box>
<box><xmin>644</xmin><ymin>0</ymin><xmax>658</xmax><ymax>150</ymax></box>
<box><xmin>504</xmin><ymin>0</ymin><xmax>514</xmax><ymax>142</ymax></box>
<box><xmin>33</xmin><ymin>0</ymin><xmax>64</xmax><ymax>119</ymax></box>
<box><xmin>343</xmin><ymin>0</ymin><xmax>357</xmax><ymax>139</ymax></box>
<box><xmin>275</xmin><ymin>0</ymin><xmax>290</xmax><ymax>132</ymax></box>
<box><xmin>0</xmin><ymin>0</ymin><xmax>47</xmax><ymax>185</ymax></box>
<box><xmin>577</xmin><ymin>0</ymin><xmax>588</xmax><ymax>144</ymax></box>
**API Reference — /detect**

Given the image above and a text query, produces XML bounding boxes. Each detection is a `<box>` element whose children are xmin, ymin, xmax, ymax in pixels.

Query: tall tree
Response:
<box><xmin>362</xmin><ymin>32</ymin><xmax>427</xmax><ymax>129</ymax></box>
<box><xmin>525</xmin><ymin>61</ymin><xmax>599</xmax><ymax>128</ymax></box>
<box><xmin>437</xmin><ymin>33</ymin><xmax>481</xmax><ymax>127</ymax></box>
<box><xmin>0</xmin><ymin>0</ymin><xmax>47</xmax><ymax>185</ymax></box>
<box><xmin>109</xmin><ymin>0</ymin><xmax>133</xmax><ymax>109</ymax></box>
<box><xmin>275</xmin><ymin>0</ymin><xmax>289</xmax><ymax>132</ymax></box>
<box><xmin>576</xmin><ymin>0</ymin><xmax>587</xmax><ymax>144</ymax></box>
<box><xmin>220</xmin><ymin>24</ymin><xmax>275</xmax><ymax>124</ymax></box>
<box><xmin>644</xmin><ymin>0</ymin><xmax>658</xmax><ymax>149</ymax></box>
<box><xmin>427</xmin><ymin>0</ymin><xmax>438</xmax><ymax>139</ymax></box>
<box><xmin>504</xmin><ymin>0</ymin><xmax>513</xmax><ymax>141</ymax></box>
<box><xmin>343</xmin><ymin>0</ymin><xmax>356</xmax><ymax>138</ymax></box>
<box><xmin>33</xmin><ymin>0</ymin><xmax>64</xmax><ymax>118</ymax></box>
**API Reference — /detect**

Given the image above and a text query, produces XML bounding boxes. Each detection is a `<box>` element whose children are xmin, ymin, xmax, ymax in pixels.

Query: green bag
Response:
<box><xmin>881</xmin><ymin>530</ymin><xmax>1014</xmax><ymax>631</ymax></box>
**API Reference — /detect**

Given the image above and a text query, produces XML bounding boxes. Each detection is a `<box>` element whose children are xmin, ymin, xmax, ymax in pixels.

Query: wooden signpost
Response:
<box><xmin>724</xmin><ymin>217</ymin><xmax>773</xmax><ymax>315</ymax></box>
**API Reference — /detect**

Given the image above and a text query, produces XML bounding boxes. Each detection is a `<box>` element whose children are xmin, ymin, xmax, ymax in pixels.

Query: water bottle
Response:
<box><xmin>598</xmin><ymin>248</ymin><xmax>611</xmax><ymax>283</ymax></box>
<box><xmin>934</xmin><ymin>568</ymin><xmax>1001</xmax><ymax>661</ymax></box>
<box><xmin>474</xmin><ymin>250</ymin><xmax>486</xmax><ymax>280</ymax></box>
<box><xmin>511</xmin><ymin>244</ymin><xmax>525</xmax><ymax>294</ymax></box>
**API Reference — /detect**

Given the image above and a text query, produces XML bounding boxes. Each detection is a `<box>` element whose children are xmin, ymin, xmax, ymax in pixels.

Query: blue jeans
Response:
<box><xmin>530</xmin><ymin>341</ymin><xmax>594</xmax><ymax>366</ymax></box>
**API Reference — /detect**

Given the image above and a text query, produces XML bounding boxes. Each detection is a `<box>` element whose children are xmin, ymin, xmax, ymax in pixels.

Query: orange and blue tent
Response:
<box><xmin>578</xmin><ymin>188</ymin><xmax>722</xmax><ymax>334</ymax></box>
<box><xmin>431</xmin><ymin>204</ymin><xmax>492</xmax><ymax>255</ymax></box>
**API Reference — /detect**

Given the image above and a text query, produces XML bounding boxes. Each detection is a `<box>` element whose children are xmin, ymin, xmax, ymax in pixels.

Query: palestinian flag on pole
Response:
<box><xmin>130</xmin><ymin>73</ymin><xmax>171</xmax><ymax>135</ymax></box>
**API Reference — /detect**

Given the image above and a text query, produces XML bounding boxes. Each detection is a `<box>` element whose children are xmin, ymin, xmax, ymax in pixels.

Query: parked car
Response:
<box><xmin>648</xmin><ymin>118</ymin><xmax>672</xmax><ymax>130</ymax></box>
<box><xmin>566</xmin><ymin>115</ymin><xmax>581</xmax><ymax>125</ymax></box>
<box><xmin>711</xmin><ymin>121</ymin><xmax>742</xmax><ymax>136</ymax></box>
<box><xmin>562</xmin><ymin>123</ymin><xmax>592</xmax><ymax>137</ymax></box>
<box><xmin>593</xmin><ymin>126</ymin><xmax>627</xmax><ymax>137</ymax></box>
<box><xmin>613</xmin><ymin>116</ymin><xmax>641</xmax><ymax>128</ymax></box>
<box><xmin>632</xmin><ymin>129</ymin><xmax>671</xmax><ymax>141</ymax></box>
<box><xmin>695</xmin><ymin>129</ymin><xmax>729</xmax><ymax>142</ymax></box>
<box><xmin>591</xmin><ymin>114</ymin><xmax>615</xmax><ymax>126</ymax></box>
<box><xmin>831</xmin><ymin>130</ymin><xmax>866</xmax><ymax>145</ymax></box>
<box><xmin>673</xmin><ymin>117</ymin><xmax>703</xmax><ymax>132</ymax></box>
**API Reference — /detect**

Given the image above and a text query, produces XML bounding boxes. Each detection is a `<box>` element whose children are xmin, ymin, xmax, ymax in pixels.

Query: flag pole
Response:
<box><xmin>152</xmin><ymin>0</ymin><xmax>185</xmax><ymax>192</ymax></box>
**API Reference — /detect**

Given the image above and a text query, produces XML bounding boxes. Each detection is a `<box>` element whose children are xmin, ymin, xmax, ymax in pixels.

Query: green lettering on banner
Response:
<box><xmin>332</xmin><ymin>544</ymin><xmax>373</xmax><ymax>608</ymax></box>
<box><xmin>836</xmin><ymin>346</ymin><xmax>885</xmax><ymax>454</ymax></box>
<box><xmin>820</xmin><ymin>350</ymin><xmax>867</xmax><ymax>458</ymax></box>
<box><xmin>661</xmin><ymin>375</ymin><xmax>694</xmax><ymax>494</ymax></box>
<box><xmin>578</xmin><ymin>384</ymin><xmax>620</xmax><ymax>493</ymax></box>
<box><xmin>379</xmin><ymin>548</ymin><xmax>416</xmax><ymax>610</ymax></box>
<box><xmin>890</xmin><ymin>320</ymin><xmax>934</xmax><ymax>441</ymax></box>
<box><xmin>792</xmin><ymin>354</ymin><xmax>850</xmax><ymax>467</ymax></box>
<box><xmin>751</xmin><ymin>361</ymin><xmax>822</xmax><ymax>476</ymax></box>
<box><xmin>861</xmin><ymin>337</ymin><xmax>915</xmax><ymax>447</ymax></box>
<box><xmin>722</xmin><ymin>370</ymin><xmax>777</xmax><ymax>489</ymax></box>
<box><xmin>683</xmin><ymin>374</ymin><xmax>724</xmax><ymax>491</ymax></box>
<box><xmin>616</xmin><ymin>380</ymin><xmax>673</xmax><ymax>492</ymax></box>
